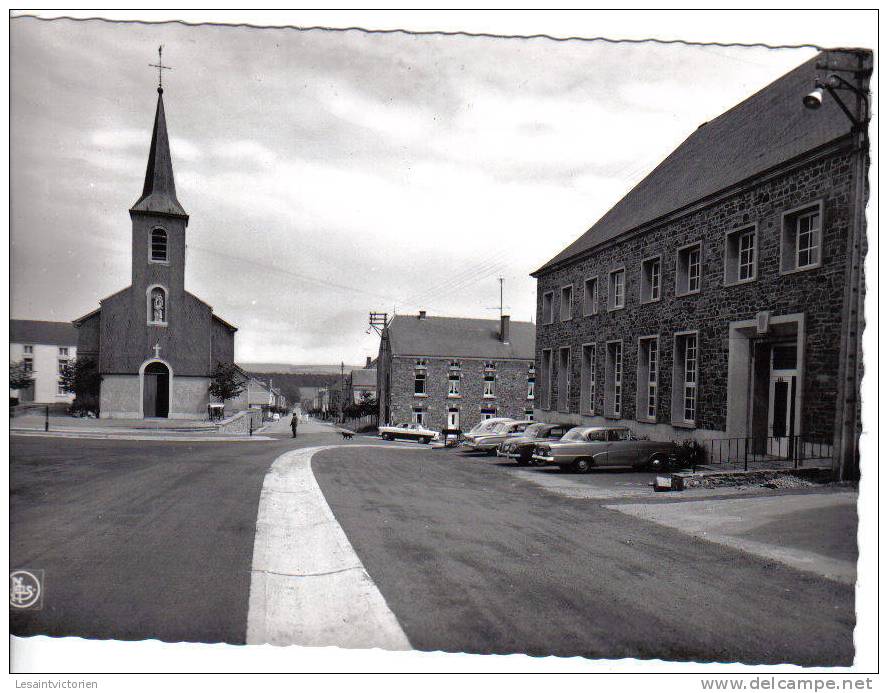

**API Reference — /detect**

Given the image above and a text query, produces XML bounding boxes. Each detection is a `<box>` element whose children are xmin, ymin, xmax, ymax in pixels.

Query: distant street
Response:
<box><xmin>11</xmin><ymin>424</ymin><xmax>854</xmax><ymax>665</ymax></box>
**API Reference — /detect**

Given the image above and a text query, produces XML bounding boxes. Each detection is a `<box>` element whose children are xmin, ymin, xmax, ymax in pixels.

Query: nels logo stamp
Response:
<box><xmin>10</xmin><ymin>569</ymin><xmax>43</xmax><ymax>610</ymax></box>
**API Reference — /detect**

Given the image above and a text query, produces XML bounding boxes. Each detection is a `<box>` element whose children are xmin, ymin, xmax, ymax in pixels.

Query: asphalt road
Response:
<box><xmin>313</xmin><ymin>446</ymin><xmax>855</xmax><ymax>666</ymax></box>
<box><xmin>9</xmin><ymin>422</ymin><xmax>346</xmax><ymax>643</ymax></box>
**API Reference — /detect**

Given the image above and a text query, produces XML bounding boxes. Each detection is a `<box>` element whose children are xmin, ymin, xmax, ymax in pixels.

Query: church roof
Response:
<box><xmin>130</xmin><ymin>90</ymin><xmax>188</xmax><ymax>219</ymax></box>
<box><xmin>533</xmin><ymin>52</ymin><xmax>857</xmax><ymax>274</ymax></box>
<box><xmin>10</xmin><ymin>319</ymin><xmax>79</xmax><ymax>346</ymax></box>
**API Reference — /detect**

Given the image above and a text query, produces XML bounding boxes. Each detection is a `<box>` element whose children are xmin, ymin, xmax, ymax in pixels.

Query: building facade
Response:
<box><xmin>350</xmin><ymin>359</ymin><xmax>378</xmax><ymax>404</ymax></box>
<box><xmin>74</xmin><ymin>84</ymin><xmax>237</xmax><ymax>419</ymax></box>
<box><xmin>10</xmin><ymin>320</ymin><xmax>79</xmax><ymax>405</ymax></box>
<box><xmin>531</xmin><ymin>51</ymin><xmax>869</xmax><ymax>474</ymax></box>
<box><xmin>377</xmin><ymin>313</ymin><xmax>536</xmax><ymax>431</ymax></box>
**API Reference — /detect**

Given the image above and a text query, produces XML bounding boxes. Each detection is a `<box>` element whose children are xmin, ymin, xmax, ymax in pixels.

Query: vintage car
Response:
<box><xmin>530</xmin><ymin>426</ymin><xmax>679</xmax><ymax>473</ymax></box>
<box><xmin>496</xmin><ymin>422</ymin><xmax>574</xmax><ymax>465</ymax></box>
<box><xmin>460</xmin><ymin>418</ymin><xmax>514</xmax><ymax>447</ymax></box>
<box><xmin>462</xmin><ymin>420</ymin><xmax>532</xmax><ymax>454</ymax></box>
<box><xmin>377</xmin><ymin>422</ymin><xmax>440</xmax><ymax>444</ymax></box>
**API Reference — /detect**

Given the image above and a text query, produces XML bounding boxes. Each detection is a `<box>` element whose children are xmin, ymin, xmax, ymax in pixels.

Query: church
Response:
<box><xmin>74</xmin><ymin>75</ymin><xmax>237</xmax><ymax>419</ymax></box>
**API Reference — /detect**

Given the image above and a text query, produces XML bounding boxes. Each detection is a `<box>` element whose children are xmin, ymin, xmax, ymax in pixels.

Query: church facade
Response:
<box><xmin>74</xmin><ymin>85</ymin><xmax>237</xmax><ymax>419</ymax></box>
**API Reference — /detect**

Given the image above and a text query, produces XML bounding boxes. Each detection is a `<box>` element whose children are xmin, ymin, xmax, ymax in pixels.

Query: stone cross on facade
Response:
<box><xmin>153</xmin><ymin>343</ymin><xmax>161</xmax><ymax>359</ymax></box>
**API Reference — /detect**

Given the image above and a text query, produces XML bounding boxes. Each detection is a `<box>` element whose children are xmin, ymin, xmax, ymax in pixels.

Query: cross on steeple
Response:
<box><xmin>149</xmin><ymin>45</ymin><xmax>172</xmax><ymax>93</ymax></box>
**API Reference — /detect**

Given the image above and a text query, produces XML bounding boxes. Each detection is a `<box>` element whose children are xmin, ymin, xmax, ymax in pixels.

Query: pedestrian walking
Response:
<box><xmin>290</xmin><ymin>413</ymin><xmax>299</xmax><ymax>438</ymax></box>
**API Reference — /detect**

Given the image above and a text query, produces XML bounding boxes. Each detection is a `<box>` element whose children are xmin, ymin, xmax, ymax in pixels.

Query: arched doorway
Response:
<box><xmin>143</xmin><ymin>361</ymin><xmax>170</xmax><ymax>418</ymax></box>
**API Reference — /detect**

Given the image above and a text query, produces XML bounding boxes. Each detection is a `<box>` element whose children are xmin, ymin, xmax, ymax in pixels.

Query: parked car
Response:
<box><xmin>462</xmin><ymin>420</ymin><xmax>533</xmax><ymax>454</ymax></box>
<box><xmin>531</xmin><ymin>426</ymin><xmax>679</xmax><ymax>473</ymax></box>
<box><xmin>378</xmin><ymin>422</ymin><xmax>440</xmax><ymax>444</ymax></box>
<box><xmin>460</xmin><ymin>417</ymin><xmax>514</xmax><ymax>447</ymax></box>
<box><xmin>497</xmin><ymin>422</ymin><xmax>574</xmax><ymax>465</ymax></box>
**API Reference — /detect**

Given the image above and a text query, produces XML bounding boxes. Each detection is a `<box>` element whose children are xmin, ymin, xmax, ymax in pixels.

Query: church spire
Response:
<box><xmin>130</xmin><ymin>49</ymin><xmax>187</xmax><ymax>220</ymax></box>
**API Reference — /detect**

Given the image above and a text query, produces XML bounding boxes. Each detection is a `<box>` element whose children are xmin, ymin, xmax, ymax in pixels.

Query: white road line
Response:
<box><xmin>246</xmin><ymin>445</ymin><xmax>412</xmax><ymax>650</ymax></box>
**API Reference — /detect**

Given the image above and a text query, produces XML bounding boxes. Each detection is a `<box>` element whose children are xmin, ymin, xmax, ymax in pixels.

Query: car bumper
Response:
<box><xmin>531</xmin><ymin>454</ymin><xmax>555</xmax><ymax>463</ymax></box>
<box><xmin>462</xmin><ymin>442</ymin><xmax>497</xmax><ymax>451</ymax></box>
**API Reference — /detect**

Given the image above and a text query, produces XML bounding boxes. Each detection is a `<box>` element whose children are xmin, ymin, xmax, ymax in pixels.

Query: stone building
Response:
<box><xmin>377</xmin><ymin>312</ymin><xmax>535</xmax><ymax>431</ymax></box>
<box><xmin>350</xmin><ymin>357</ymin><xmax>378</xmax><ymax>404</ymax></box>
<box><xmin>74</xmin><ymin>84</ymin><xmax>237</xmax><ymax>419</ymax></box>
<box><xmin>9</xmin><ymin>320</ymin><xmax>79</xmax><ymax>405</ymax></box>
<box><xmin>531</xmin><ymin>51</ymin><xmax>869</xmax><ymax>475</ymax></box>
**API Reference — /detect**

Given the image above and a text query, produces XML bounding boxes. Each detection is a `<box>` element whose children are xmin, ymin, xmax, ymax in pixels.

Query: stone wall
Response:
<box><xmin>169</xmin><ymin>376</ymin><xmax>210</xmax><ymax>419</ymax></box>
<box><xmin>99</xmin><ymin>374</ymin><xmax>140</xmax><ymax>418</ymax></box>
<box><xmin>533</xmin><ymin>143</ymin><xmax>856</xmax><ymax>443</ymax></box>
<box><xmin>387</xmin><ymin>355</ymin><xmax>534</xmax><ymax>431</ymax></box>
<box><xmin>216</xmin><ymin>408</ymin><xmax>263</xmax><ymax>434</ymax></box>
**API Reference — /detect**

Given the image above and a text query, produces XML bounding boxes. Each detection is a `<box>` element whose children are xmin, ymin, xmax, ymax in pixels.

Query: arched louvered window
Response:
<box><xmin>151</xmin><ymin>228</ymin><xmax>168</xmax><ymax>262</ymax></box>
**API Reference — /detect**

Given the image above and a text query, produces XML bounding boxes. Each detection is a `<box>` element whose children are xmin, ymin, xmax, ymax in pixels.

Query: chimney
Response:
<box><xmin>366</xmin><ymin>356</ymin><xmax>372</xmax><ymax>368</ymax></box>
<box><xmin>418</xmin><ymin>310</ymin><xmax>427</xmax><ymax>319</ymax></box>
<box><xmin>500</xmin><ymin>314</ymin><xmax>510</xmax><ymax>344</ymax></box>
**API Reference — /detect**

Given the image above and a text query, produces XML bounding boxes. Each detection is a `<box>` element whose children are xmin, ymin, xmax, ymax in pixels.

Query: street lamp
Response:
<box><xmin>803</xmin><ymin>51</ymin><xmax>871</xmax><ymax>482</ymax></box>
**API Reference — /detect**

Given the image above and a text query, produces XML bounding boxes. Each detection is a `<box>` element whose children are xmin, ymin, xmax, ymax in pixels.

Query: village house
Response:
<box><xmin>9</xmin><ymin>320</ymin><xmax>79</xmax><ymax>405</ymax></box>
<box><xmin>377</xmin><ymin>312</ymin><xmax>535</xmax><ymax>432</ymax></box>
<box><xmin>350</xmin><ymin>357</ymin><xmax>377</xmax><ymax>404</ymax></box>
<box><xmin>531</xmin><ymin>50</ymin><xmax>869</xmax><ymax>478</ymax></box>
<box><xmin>73</xmin><ymin>81</ymin><xmax>237</xmax><ymax>419</ymax></box>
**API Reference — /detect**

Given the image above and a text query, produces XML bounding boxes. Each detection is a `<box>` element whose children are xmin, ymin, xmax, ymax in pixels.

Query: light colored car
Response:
<box><xmin>463</xmin><ymin>420</ymin><xmax>533</xmax><ymax>454</ymax></box>
<box><xmin>461</xmin><ymin>418</ymin><xmax>516</xmax><ymax>449</ymax></box>
<box><xmin>497</xmin><ymin>422</ymin><xmax>574</xmax><ymax>465</ymax></box>
<box><xmin>531</xmin><ymin>426</ymin><xmax>679</xmax><ymax>473</ymax></box>
<box><xmin>378</xmin><ymin>422</ymin><xmax>440</xmax><ymax>444</ymax></box>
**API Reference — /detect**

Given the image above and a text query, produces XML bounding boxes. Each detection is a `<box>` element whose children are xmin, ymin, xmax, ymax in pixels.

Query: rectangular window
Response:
<box><xmin>541</xmin><ymin>349</ymin><xmax>553</xmax><ymax>410</ymax></box>
<box><xmin>676</xmin><ymin>242</ymin><xmax>703</xmax><ymax>295</ymax></box>
<box><xmin>412</xmin><ymin>407</ymin><xmax>424</xmax><ymax>425</ymax></box>
<box><xmin>608</xmin><ymin>269</ymin><xmax>626</xmax><ymax>310</ymax></box>
<box><xmin>640</xmin><ymin>256</ymin><xmax>661</xmax><ymax>303</ymax></box>
<box><xmin>483</xmin><ymin>374</ymin><xmax>495</xmax><ymax>398</ymax></box>
<box><xmin>637</xmin><ymin>337</ymin><xmax>659</xmax><ymax>421</ymax></box>
<box><xmin>482</xmin><ymin>407</ymin><xmax>497</xmax><ymax>420</ymax></box>
<box><xmin>23</xmin><ymin>345</ymin><xmax>33</xmax><ymax>355</ymax></box>
<box><xmin>23</xmin><ymin>357</ymin><xmax>33</xmax><ymax>373</ymax></box>
<box><xmin>414</xmin><ymin>370</ymin><xmax>426</xmax><ymax>396</ymax></box>
<box><xmin>672</xmin><ymin>332</ymin><xmax>699</xmax><ymax>425</ymax></box>
<box><xmin>527</xmin><ymin>377</ymin><xmax>535</xmax><ymax>400</ymax></box>
<box><xmin>58</xmin><ymin>347</ymin><xmax>69</xmax><ymax>357</ymax></box>
<box><xmin>524</xmin><ymin>408</ymin><xmax>534</xmax><ymax>421</ymax></box>
<box><xmin>605</xmin><ymin>341</ymin><xmax>623</xmax><ymax>418</ymax></box>
<box><xmin>581</xmin><ymin>343</ymin><xmax>596</xmax><ymax>415</ymax></box>
<box><xmin>781</xmin><ymin>203</ymin><xmax>823</xmax><ymax>272</ymax></box>
<box><xmin>557</xmin><ymin>346</ymin><xmax>570</xmax><ymax>412</ymax></box>
<box><xmin>448</xmin><ymin>373</ymin><xmax>460</xmax><ymax>397</ymax></box>
<box><xmin>542</xmin><ymin>291</ymin><xmax>554</xmax><ymax>324</ymax></box>
<box><xmin>560</xmin><ymin>285</ymin><xmax>573</xmax><ymax>321</ymax></box>
<box><xmin>447</xmin><ymin>407</ymin><xmax>460</xmax><ymax>429</ymax></box>
<box><xmin>725</xmin><ymin>226</ymin><xmax>757</xmax><ymax>285</ymax></box>
<box><xmin>583</xmin><ymin>277</ymin><xmax>598</xmax><ymax>316</ymax></box>
<box><xmin>57</xmin><ymin>358</ymin><xmax>68</xmax><ymax>395</ymax></box>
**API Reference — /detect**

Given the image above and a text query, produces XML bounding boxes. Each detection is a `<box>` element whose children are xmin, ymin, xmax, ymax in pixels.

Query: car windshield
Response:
<box><xmin>487</xmin><ymin>422</ymin><xmax>509</xmax><ymax>434</ymax></box>
<box><xmin>561</xmin><ymin>428</ymin><xmax>587</xmax><ymax>441</ymax></box>
<box><xmin>523</xmin><ymin>423</ymin><xmax>547</xmax><ymax>437</ymax></box>
<box><xmin>561</xmin><ymin>428</ymin><xmax>609</xmax><ymax>442</ymax></box>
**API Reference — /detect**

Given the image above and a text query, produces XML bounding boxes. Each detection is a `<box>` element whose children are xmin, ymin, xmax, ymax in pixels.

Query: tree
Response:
<box><xmin>59</xmin><ymin>357</ymin><xmax>102</xmax><ymax>398</ymax></box>
<box><xmin>9</xmin><ymin>360</ymin><xmax>33</xmax><ymax>390</ymax></box>
<box><xmin>209</xmin><ymin>362</ymin><xmax>246</xmax><ymax>402</ymax></box>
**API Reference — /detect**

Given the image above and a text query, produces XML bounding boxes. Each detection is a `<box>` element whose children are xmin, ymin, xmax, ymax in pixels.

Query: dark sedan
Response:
<box><xmin>496</xmin><ymin>422</ymin><xmax>573</xmax><ymax>465</ymax></box>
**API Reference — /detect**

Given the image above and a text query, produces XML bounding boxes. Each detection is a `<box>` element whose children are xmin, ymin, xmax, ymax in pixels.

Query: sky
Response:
<box><xmin>9</xmin><ymin>16</ymin><xmax>816</xmax><ymax>365</ymax></box>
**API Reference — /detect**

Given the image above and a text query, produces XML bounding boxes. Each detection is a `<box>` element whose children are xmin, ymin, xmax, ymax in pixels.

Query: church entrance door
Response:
<box><xmin>143</xmin><ymin>362</ymin><xmax>170</xmax><ymax>418</ymax></box>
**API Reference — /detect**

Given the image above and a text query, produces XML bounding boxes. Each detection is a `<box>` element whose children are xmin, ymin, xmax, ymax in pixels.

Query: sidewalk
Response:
<box><xmin>10</xmin><ymin>414</ymin><xmax>270</xmax><ymax>441</ymax></box>
<box><xmin>606</xmin><ymin>490</ymin><xmax>857</xmax><ymax>584</ymax></box>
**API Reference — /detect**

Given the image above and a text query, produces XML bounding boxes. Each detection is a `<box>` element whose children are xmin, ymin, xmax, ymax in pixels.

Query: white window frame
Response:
<box><xmin>149</xmin><ymin>227</ymin><xmax>169</xmax><ymax>264</ymax></box>
<box><xmin>542</xmin><ymin>291</ymin><xmax>554</xmax><ymax>325</ymax></box>
<box><xmin>780</xmin><ymin>200</ymin><xmax>824</xmax><ymax>274</ymax></box>
<box><xmin>724</xmin><ymin>225</ymin><xmax>758</xmax><ymax>286</ymax></box>
<box><xmin>557</xmin><ymin>346</ymin><xmax>571</xmax><ymax>413</ymax></box>
<box><xmin>675</xmin><ymin>241</ymin><xmax>703</xmax><ymax>297</ymax></box>
<box><xmin>412</xmin><ymin>407</ymin><xmax>424</xmax><ymax>425</ymax></box>
<box><xmin>58</xmin><ymin>347</ymin><xmax>69</xmax><ymax>357</ymax></box>
<box><xmin>524</xmin><ymin>408</ymin><xmax>534</xmax><ymax>421</ymax></box>
<box><xmin>483</xmin><ymin>373</ymin><xmax>496</xmax><ymax>399</ymax></box>
<box><xmin>527</xmin><ymin>377</ymin><xmax>535</xmax><ymax>400</ymax></box>
<box><xmin>606</xmin><ymin>340</ymin><xmax>623</xmax><ymax>419</ymax></box>
<box><xmin>559</xmin><ymin>284</ymin><xmax>574</xmax><ymax>322</ymax></box>
<box><xmin>447</xmin><ymin>407</ymin><xmax>460</xmax><ymax>429</ymax></box>
<box><xmin>448</xmin><ymin>372</ymin><xmax>460</xmax><ymax>398</ymax></box>
<box><xmin>608</xmin><ymin>267</ymin><xmax>626</xmax><ymax>311</ymax></box>
<box><xmin>541</xmin><ymin>348</ymin><xmax>553</xmax><ymax>411</ymax></box>
<box><xmin>583</xmin><ymin>276</ymin><xmax>599</xmax><ymax>316</ymax></box>
<box><xmin>23</xmin><ymin>345</ymin><xmax>33</xmax><ymax>355</ymax></box>
<box><xmin>581</xmin><ymin>342</ymin><xmax>596</xmax><ymax>415</ymax></box>
<box><xmin>636</xmin><ymin>335</ymin><xmax>659</xmax><ymax>423</ymax></box>
<box><xmin>640</xmin><ymin>255</ymin><xmax>662</xmax><ymax>304</ymax></box>
<box><xmin>672</xmin><ymin>330</ymin><xmax>700</xmax><ymax>427</ymax></box>
<box><xmin>414</xmin><ymin>369</ymin><xmax>427</xmax><ymax>397</ymax></box>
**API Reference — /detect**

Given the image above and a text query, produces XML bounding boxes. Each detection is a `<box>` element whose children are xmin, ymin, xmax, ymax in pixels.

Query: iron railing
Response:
<box><xmin>704</xmin><ymin>435</ymin><xmax>833</xmax><ymax>472</ymax></box>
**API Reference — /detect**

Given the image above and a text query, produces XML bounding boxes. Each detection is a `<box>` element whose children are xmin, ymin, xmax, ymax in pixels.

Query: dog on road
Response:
<box><xmin>339</xmin><ymin>430</ymin><xmax>355</xmax><ymax>440</ymax></box>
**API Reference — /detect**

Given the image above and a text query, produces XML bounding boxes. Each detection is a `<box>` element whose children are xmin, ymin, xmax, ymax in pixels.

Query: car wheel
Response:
<box><xmin>382</xmin><ymin>433</ymin><xmax>393</xmax><ymax>441</ymax></box>
<box><xmin>420</xmin><ymin>436</ymin><xmax>431</xmax><ymax>444</ymax></box>
<box><xmin>573</xmin><ymin>457</ymin><xmax>593</xmax><ymax>474</ymax></box>
<box><xmin>647</xmin><ymin>455</ymin><xmax>669</xmax><ymax>472</ymax></box>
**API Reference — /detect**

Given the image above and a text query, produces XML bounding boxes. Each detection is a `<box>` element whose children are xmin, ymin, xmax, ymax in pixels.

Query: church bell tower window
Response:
<box><xmin>147</xmin><ymin>286</ymin><xmax>168</xmax><ymax>325</ymax></box>
<box><xmin>151</xmin><ymin>228</ymin><xmax>168</xmax><ymax>262</ymax></box>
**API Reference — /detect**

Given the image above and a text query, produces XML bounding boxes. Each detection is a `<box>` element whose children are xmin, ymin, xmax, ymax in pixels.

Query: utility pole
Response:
<box><xmin>339</xmin><ymin>361</ymin><xmax>345</xmax><ymax>423</ymax></box>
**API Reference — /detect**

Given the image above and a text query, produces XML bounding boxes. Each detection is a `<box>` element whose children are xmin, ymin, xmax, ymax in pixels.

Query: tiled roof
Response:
<box><xmin>10</xmin><ymin>320</ymin><xmax>79</xmax><ymax>346</ymax></box>
<box><xmin>387</xmin><ymin>315</ymin><xmax>535</xmax><ymax>359</ymax></box>
<box><xmin>350</xmin><ymin>368</ymin><xmax>377</xmax><ymax>387</ymax></box>
<box><xmin>534</xmin><ymin>52</ymin><xmax>857</xmax><ymax>274</ymax></box>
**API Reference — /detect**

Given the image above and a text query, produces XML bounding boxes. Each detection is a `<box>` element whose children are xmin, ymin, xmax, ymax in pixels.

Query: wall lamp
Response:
<box><xmin>803</xmin><ymin>73</ymin><xmax>870</xmax><ymax>130</ymax></box>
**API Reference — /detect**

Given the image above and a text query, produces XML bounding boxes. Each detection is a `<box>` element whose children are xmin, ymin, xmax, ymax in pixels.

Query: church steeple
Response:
<box><xmin>130</xmin><ymin>86</ymin><xmax>188</xmax><ymax>221</ymax></box>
